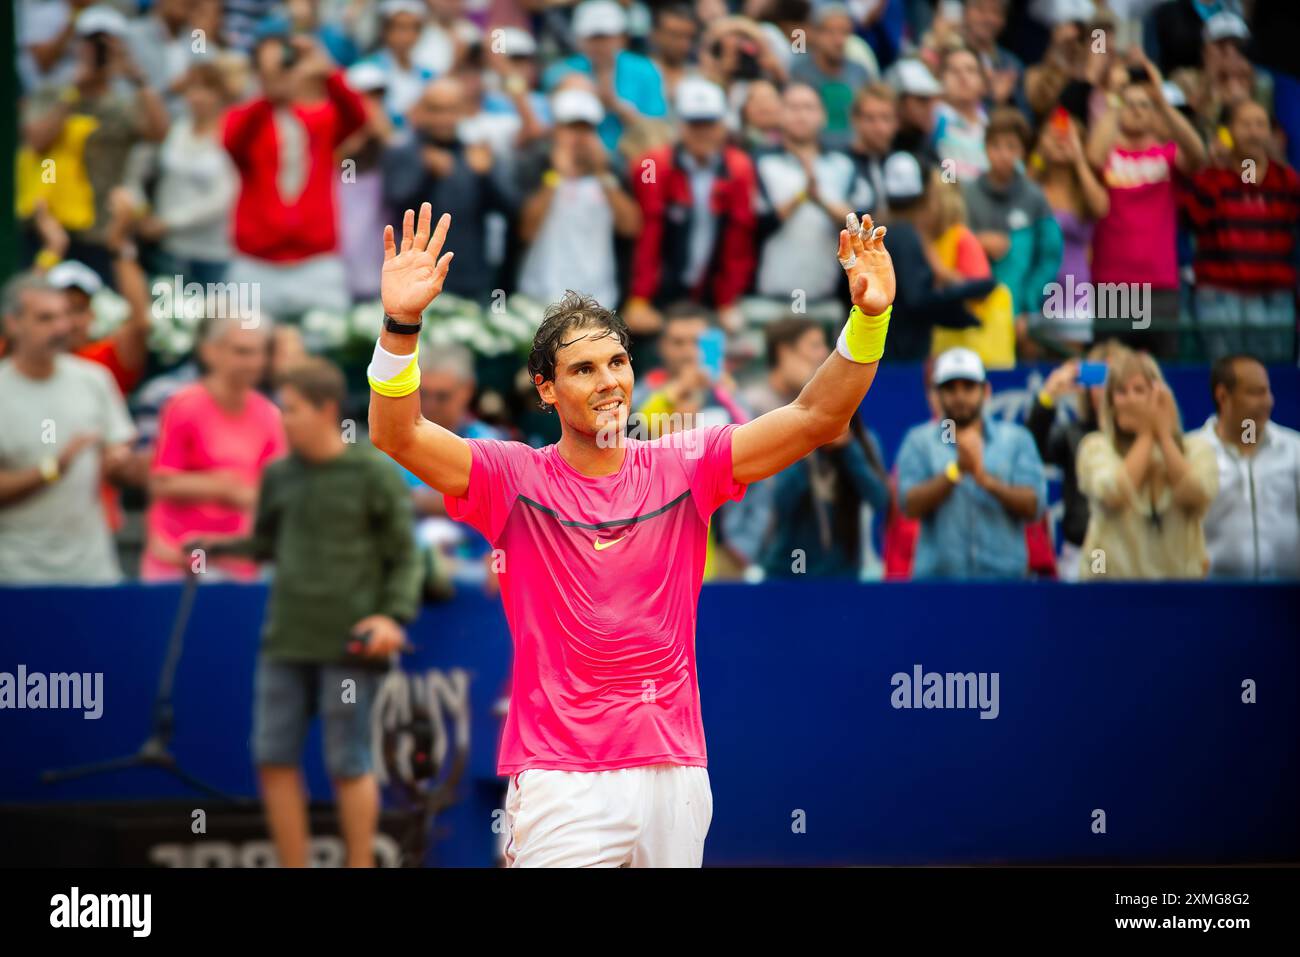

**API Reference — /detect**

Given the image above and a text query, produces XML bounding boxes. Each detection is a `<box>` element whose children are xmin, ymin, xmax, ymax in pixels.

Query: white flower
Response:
<box><xmin>350</xmin><ymin>301</ymin><xmax>384</xmax><ymax>340</ymax></box>
<box><xmin>89</xmin><ymin>289</ymin><xmax>129</xmax><ymax>340</ymax></box>
<box><xmin>302</xmin><ymin>309</ymin><xmax>348</xmax><ymax>349</ymax></box>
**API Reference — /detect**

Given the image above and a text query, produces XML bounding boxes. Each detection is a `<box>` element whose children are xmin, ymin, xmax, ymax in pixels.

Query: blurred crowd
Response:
<box><xmin>3</xmin><ymin>0</ymin><xmax>1299</xmax><ymax>592</ymax></box>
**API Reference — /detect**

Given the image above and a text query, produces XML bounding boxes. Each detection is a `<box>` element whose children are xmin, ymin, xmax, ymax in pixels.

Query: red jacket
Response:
<box><xmin>629</xmin><ymin>143</ymin><xmax>757</xmax><ymax>308</ymax></box>
<box><xmin>222</xmin><ymin>71</ymin><xmax>366</xmax><ymax>262</ymax></box>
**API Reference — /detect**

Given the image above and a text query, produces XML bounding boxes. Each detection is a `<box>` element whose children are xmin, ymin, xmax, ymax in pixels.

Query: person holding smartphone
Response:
<box><xmin>222</xmin><ymin>33</ymin><xmax>367</xmax><ymax>317</ymax></box>
<box><xmin>19</xmin><ymin>5</ymin><xmax>169</xmax><ymax>284</ymax></box>
<box><xmin>1085</xmin><ymin>49</ymin><xmax>1207</xmax><ymax>359</ymax></box>
<box><xmin>517</xmin><ymin>85</ymin><xmax>641</xmax><ymax>310</ymax></box>
<box><xmin>1029</xmin><ymin>107</ymin><xmax>1109</xmax><ymax>354</ymax></box>
<box><xmin>1026</xmin><ymin>346</ymin><xmax>1116</xmax><ymax>580</ymax></box>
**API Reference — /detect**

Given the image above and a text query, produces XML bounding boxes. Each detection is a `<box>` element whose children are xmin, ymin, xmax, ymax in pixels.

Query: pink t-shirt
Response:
<box><xmin>1091</xmin><ymin>141</ymin><xmax>1179</xmax><ymax>289</ymax></box>
<box><xmin>445</xmin><ymin>425</ymin><xmax>747</xmax><ymax>774</ymax></box>
<box><xmin>144</xmin><ymin>383</ymin><xmax>286</xmax><ymax>581</ymax></box>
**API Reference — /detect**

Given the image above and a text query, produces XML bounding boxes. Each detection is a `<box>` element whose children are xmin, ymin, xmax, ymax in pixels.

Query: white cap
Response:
<box><xmin>47</xmin><ymin>260</ymin><xmax>103</xmax><ymax>296</ymax></box>
<box><xmin>377</xmin><ymin>0</ymin><xmax>426</xmax><ymax>20</ymax></box>
<box><xmin>573</xmin><ymin>0</ymin><xmax>628</xmax><ymax>39</ymax></box>
<box><xmin>891</xmin><ymin>58</ymin><xmax>942</xmax><ymax>98</ymax></box>
<box><xmin>456</xmin><ymin>20</ymin><xmax>484</xmax><ymax>47</ymax></box>
<box><xmin>346</xmin><ymin>62</ymin><xmax>388</xmax><ymax>93</ymax></box>
<box><xmin>674</xmin><ymin>77</ymin><xmax>727</xmax><ymax>122</ymax></box>
<box><xmin>882</xmin><ymin>151</ymin><xmax>925</xmax><ymax>203</ymax></box>
<box><xmin>76</xmin><ymin>4</ymin><xmax>129</xmax><ymax>38</ymax></box>
<box><xmin>933</xmin><ymin>347</ymin><xmax>987</xmax><ymax>386</ymax></box>
<box><xmin>1204</xmin><ymin>11</ymin><xmax>1249</xmax><ymax>44</ymax></box>
<box><xmin>552</xmin><ymin>88</ymin><xmax>604</xmax><ymax>125</ymax></box>
<box><xmin>1041</xmin><ymin>0</ymin><xmax>1095</xmax><ymax>26</ymax></box>
<box><xmin>495</xmin><ymin>27</ymin><xmax>537</xmax><ymax>57</ymax></box>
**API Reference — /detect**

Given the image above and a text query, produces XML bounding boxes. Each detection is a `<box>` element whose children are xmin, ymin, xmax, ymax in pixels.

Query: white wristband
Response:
<box><xmin>367</xmin><ymin>338</ymin><xmax>417</xmax><ymax>381</ymax></box>
<box><xmin>836</xmin><ymin>325</ymin><xmax>865</xmax><ymax>364</ymax></box>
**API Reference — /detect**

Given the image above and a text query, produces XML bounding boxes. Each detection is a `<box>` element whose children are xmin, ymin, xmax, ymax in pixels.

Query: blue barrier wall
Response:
<box><xmin>2</xmin><ymin>582</ymin><xmax>1296</xmax><ymax>865</ymax></box>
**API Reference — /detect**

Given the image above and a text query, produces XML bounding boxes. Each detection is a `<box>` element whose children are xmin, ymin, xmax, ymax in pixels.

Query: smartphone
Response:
<box><xmin>698</xmin><ymin>329</ymin><xmax>726</xmax><ymax>383</ymax></box>
<box><xmin>1126</xmin><ymin>64</ymin><xmax>1149</xmax><ymax>85</ymax></box>
<box><xmin>1078</xmin><ymin>361</ymin><xmax>1107</xmax><ymax>387</ymax></box>
<box><xmin>1050</xmin><ymin>105</ymin><xmax>1071</xmax><ymax>136</ymax></box>
<box><xmin>281</xmin><ymin>39</ymin><xmax>299</xmax><ymax>70</ymax></box>
<box><xmin>91</xmin><ymin>34</ymin><xmax>111</xmax><ymax>69</ymax></box>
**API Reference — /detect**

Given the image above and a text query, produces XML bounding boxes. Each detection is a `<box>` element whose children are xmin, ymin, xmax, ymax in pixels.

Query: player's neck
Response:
<box><xmin>557</xmin><ymin>428</ymin><xmax>626</xmax><ymax>477</ymax></box>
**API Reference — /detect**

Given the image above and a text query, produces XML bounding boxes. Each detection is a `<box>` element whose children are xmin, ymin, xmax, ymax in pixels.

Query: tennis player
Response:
<box><xmin>368</xmin><ymin>202</ymin><xmax>895</xmax><ymax>867</ymax></box>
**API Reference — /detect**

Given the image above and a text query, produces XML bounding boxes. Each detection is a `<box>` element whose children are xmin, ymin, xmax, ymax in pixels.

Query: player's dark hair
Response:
<box><xmin>1209</xmin><ymin>352</ymin><xmax>1262</xmax><ymax>409</ymax></box>
<box><xmin>764</xmin><ymin>315</ymin><xmax>821</xmax><ymax>369</ymax></box>
<box><xmin>527</xmin><ymin>291</ymin><xmax>631</xmax><ymax>412</ymax></box>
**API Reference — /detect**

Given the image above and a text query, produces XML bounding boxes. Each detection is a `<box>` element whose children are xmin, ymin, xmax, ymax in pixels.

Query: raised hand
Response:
<box><xmin>1150</xmin><ymin>383</ymin><xmax>1177</xmax><ymax>437</ymax></box>
<box><xmin>838</xmin><ymin>211</ymin><xmax>896</xmax><ymax>317</ymax></box>
<box><xmin>381</xmin><ymin>203</ymin><xmax>454</xmax><ymax>322</ymax></box>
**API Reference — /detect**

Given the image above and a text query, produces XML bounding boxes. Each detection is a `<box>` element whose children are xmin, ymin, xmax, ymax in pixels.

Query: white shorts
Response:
<box><xmin>504</xmin><ymin>763</ymin><xmax>712</xmax><ymax>868</ymax></box>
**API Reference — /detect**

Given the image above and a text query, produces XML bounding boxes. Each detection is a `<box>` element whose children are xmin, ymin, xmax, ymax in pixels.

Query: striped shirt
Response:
<box><xmin>1181</xmin><ymin>160</ymin><xmax>1300</xmax><ymax>291</ymax></box>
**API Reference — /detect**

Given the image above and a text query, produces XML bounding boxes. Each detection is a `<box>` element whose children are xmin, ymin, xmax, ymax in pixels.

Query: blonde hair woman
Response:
<box><xmin>1076</xmin><ymin>347</ymin><xmax>1219</xmax><ymax>580</ymax></box>
<box><xmin>925</xmin><ymin>172</ymin><xmax>1016</xmax><ymax>368</ymax></box>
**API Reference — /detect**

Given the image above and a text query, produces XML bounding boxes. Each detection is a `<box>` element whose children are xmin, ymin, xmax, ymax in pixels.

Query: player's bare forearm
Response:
<box><xmin>368</xmin><ymin>203</ymin><xmax>472</xmax><ymax>497</ymax></box>
<box><xmin>732</xmin><ymin>352</ymin><xmax>878</xmax><ymax>484</ymax></box>
<box><xmin>369</xmin><ymin>393</ymin><xmax>471</xmax><ymax>497</ymax></box>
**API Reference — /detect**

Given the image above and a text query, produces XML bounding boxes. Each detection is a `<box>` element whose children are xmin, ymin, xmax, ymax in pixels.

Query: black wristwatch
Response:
<box><xmin>383</xmin><ymin>313</ymin><xmax>423</xmax><ymax>335</ymax></box>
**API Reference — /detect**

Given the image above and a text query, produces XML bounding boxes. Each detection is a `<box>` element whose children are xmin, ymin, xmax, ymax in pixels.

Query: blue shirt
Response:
<box><xmin>896</xmin><ymin>415</ymin><xmax>1046</xmax><ymax>580</ymax></box>
<box><xmin>360</xmin><ymin>50</ymin><xmax>435</xmax><ymax>128</ymax></box>
<box><xmin>542</xmin><ymin>50</ymin><xmax>666</xmax><ymax>151</ymax></box>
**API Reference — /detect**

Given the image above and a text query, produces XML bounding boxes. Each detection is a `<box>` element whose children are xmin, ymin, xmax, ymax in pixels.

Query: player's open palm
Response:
<box><xmin>382</xmin><ymin>202</ymin><xmax>455</xmax><ymax>321</ymax></box>
<box><xmin>838</xmin><ymin>212</ymin><xmax>896</xmax><ymax>317</ymax></box>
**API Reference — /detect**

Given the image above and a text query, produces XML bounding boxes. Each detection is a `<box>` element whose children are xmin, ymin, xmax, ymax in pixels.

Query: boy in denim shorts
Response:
<box><xmin>193</xmin><ymin>357</ymin><xmax>419</xmax><ymax>866</ymax></box>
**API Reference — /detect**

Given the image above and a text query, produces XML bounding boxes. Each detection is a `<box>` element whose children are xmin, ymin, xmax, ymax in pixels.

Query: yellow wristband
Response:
<box><xmin>945</xmin><ymin>460</ymin><xmax>960</xmax><ymax>484</ymax></box>
<box><xmin>543</xmin><ymin>169</ymin><xmax>561</xmax><ymax>189</ymax></box>
<box><xmin>836</xmin><ymin>303</ymin><xmax>891</xmax><ymax>364</ymax></box>
<box><xmin>34</xmin><ymin>249</ymin><xmax>62</xmax><ymax>270</ymax></box>
<box><xmin>367</xmin><ymin>343</ymin><xmax>421</xmax><ymax>398</ymax></box>
<box><xmin>1037</xmin><ymin>389</ymin><xmax>1055</xmax><ymax>409</ymax></box>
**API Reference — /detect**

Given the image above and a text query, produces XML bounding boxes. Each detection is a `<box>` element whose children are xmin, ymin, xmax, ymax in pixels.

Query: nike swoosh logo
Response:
<box><xmin>593</xmin><ymin>535</ymin><xmax>627</xmax><ymax>551</ymax></box>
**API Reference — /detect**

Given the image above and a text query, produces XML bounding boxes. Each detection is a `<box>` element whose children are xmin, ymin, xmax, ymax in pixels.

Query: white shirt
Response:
<box><xmin>755</xmin><ymin>149</ymin><xmax>863</xmax><ymax>301</ymax></box>
<box><xmin>679</xmin><ymin>151</ymin><xmax>718</xmax><ymax>290</ymax></box>
<box><xmin>155</xmin><ymin>116</ymin><xmax>237</xmax><ymax>261</ymax></box>
<box><xmin>1196</xmin><ymin>416</ymin><xmax>1300</xmax><ymax>579</ymax></box>
<box><xmin>518</xmin><ymin>175</ymin><xmax>618</xmax><ymax>309</ymax></box>
<box><xmin>0</xmin><ymin>356</ymin><xmax>135</xmax><ymax>583</ymax></box>
<box><xmin>18</xmin><ymin>0</ymin><xmax>76</xmax><ymax>92</ymax></box>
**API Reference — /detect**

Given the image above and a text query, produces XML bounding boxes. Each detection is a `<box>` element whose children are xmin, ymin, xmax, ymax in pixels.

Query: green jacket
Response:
<box><xmin>236</xmin><ymin>444</ymin><xmax>420</xmax><ymax>663</ymax></box>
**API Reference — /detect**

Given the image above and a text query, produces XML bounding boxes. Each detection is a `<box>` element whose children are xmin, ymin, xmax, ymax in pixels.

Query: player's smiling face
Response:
<box><xmin>538</xmin><ymin>329</ymin><xmax>634</xmax><ymax>438</ymax></box>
